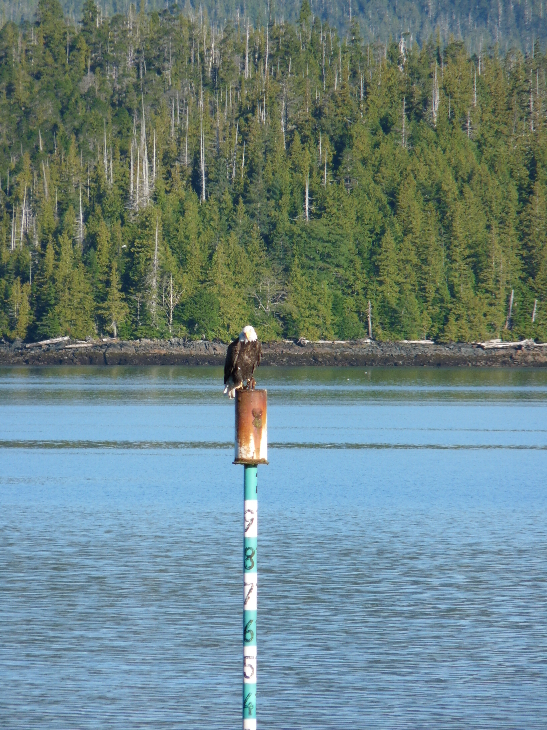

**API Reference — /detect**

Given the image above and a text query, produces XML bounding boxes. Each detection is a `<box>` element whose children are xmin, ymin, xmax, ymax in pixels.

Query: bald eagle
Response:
<box><xmin>223</xmin><ymin>326</ymin><xmax>262</xmax><ymax>398</ymax></box>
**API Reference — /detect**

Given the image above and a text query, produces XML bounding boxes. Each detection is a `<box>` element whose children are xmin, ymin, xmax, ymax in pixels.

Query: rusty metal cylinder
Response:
<box><xmin>234</xmin><ymin>389</ymin><xmax>268</xmax><ymax>465</ymax></box>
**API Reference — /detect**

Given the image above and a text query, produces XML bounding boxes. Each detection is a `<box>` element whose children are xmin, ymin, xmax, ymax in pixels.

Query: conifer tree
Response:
<box><xmin>210</xmin><ymin>233</ymin><xmax>252</xmax><ymax>340</ymax></box>
<box><xmin>102</xmin><ymin>262</ymin><xmax>128</xmax><ymax>338</ymax></box>
<box><xmin>94</xmin><ymin>215</ymin><xmax>112</xmax><ymax>317</ymax></box>
<box><xmin>286</xmin><ymin>256</ymin><xmax>333</xmax><ymax>339</ymax></box>
<box><xmin>53</xmin><ymin>233</ymin><xmax>95</xmax><ymax>338</ymax></box>
<box><xmin>33</xmin><ymin>242</ymin><xmax>58</xmax><ymax>339</ymax></box>
<box><xmin>8</xmin><ymin>278</ymin><xmax>31</xmax><ymax>339</ymax></box>
<box><xmin>376</xmin><ymin>230</ymin><xmax>401</xmax><ymax>338</ymax></box>
<box><xmin>0</xmin><ymin>3</ymin><xmax>547</xmax><ymax>344</ymax></box>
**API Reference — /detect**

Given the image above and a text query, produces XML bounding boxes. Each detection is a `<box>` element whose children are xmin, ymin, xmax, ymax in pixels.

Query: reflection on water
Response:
<box><xmin>2</xmin><ymin>365</ymin><xmax>547</xmax><ymax>402</ymax></box>
<box><xmin>0</xmin><ymin>367</ymin><xmax>546</xmax><ymax>728</ymax></box>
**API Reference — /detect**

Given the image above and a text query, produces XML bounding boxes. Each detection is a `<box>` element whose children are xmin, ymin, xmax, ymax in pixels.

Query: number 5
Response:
<box><xmin>243</xmin><ymin>653</ymin><xmax>256</xmax><ymax>680</ymax></box>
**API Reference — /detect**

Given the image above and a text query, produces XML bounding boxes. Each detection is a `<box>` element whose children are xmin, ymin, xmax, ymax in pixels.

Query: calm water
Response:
<box><xmin>1</xmin><ymin>366</ymin><xmax>546</xmax><ymax>729</ymax></box>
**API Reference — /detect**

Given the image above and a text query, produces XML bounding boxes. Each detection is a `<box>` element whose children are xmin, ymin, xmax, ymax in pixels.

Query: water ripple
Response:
<box><xmin>0</xmin><ymin>439</ymin><xmax>547</xmax><ymax>451</ymax></box>
<box><xmin>1</xmin><ymin>368</ymin><xmax>546</xmax><ymax>729</ymax></box>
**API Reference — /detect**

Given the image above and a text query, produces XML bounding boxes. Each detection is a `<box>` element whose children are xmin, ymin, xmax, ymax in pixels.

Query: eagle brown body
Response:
<box><xmin>223</xmin><ymin>326</ymin><xmax>261</xmax><ymax>398</ymax></box>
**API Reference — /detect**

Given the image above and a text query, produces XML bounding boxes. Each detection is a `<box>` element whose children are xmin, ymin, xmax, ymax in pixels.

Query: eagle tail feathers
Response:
<box><xmin>223</xmin><ymin>383</ymin><xmax>238</xmax><ymax>399</ymax></box>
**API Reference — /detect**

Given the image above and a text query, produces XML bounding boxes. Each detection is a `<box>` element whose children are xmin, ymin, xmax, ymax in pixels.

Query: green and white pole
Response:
<box><xmin>235</xmin><ymin>388</ymin><xmax>267</xmax><ymax>729</ymax></box>
<box><xmin>243</xmin><ymin>464</ymin><xmax>258</xmax><ymax>730</ymax></box>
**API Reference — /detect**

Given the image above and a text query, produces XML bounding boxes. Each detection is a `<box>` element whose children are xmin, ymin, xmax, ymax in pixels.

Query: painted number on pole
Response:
<box><xmin>243</xmin><ymin>467</ymin><xmax>259</xmax><ymax>730</ymax></box>
<box><xmin>243</xmin><ymin>649</ymin><xmax>257</xmax><ymax>681</ymax></box>
<box><xmin>244</xmin><ymin>547</ymin><xmax>256</xmax><ymax>571</ymax></box>
<box><xmin>244</xmin><ymin>619</ymin><xmax>255</xmax><ymax>644</ymax></box>
<box><xmin>244</xmin><ymin>500</ymin><xmax>257</xmax><ymax>537</ymax></box>
<box><xmin>244</xmin><ymin>576</ymin><xmax>257</xmax><ymax>610</ymax></box>
<box><xmin>243</xmin><ymin>691</ymin><xmax>255</xmax><ymax>717</ymax></box>
<box><xmin>244</xmin><ymin>508</ymin><xmax>256</xmax><ymax>533</ymax></box>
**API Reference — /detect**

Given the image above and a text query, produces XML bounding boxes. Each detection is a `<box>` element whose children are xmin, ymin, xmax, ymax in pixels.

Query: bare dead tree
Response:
<box><xmin>132</xmin><ymin>292</ymin><xmax>143</xmax><ymax>326</ymax></box>
<box><xmin>163</xmin><ymin>272</ymin><xmax>184</xmax><ymax>333</ymax></box>
<box><xmin>148</xmin><ymin>219</ymin><xmax>160</xmax><ymax>327</ymax></box>
<box><xmin>432</xmin><ymin>63</ymin><xmax>440</xmax><ymax>126</ymax></box>
<box><xmin>504</xmin><ymin>288</ymin><xmax>514</xmax><ymax>329</ymax></box>
<box><xmin>200</xmin><ymin>83</ymin><xmax>206</xmax><ymax>202</ymax></box>
<box><xmin>77</xmin><ymin>186</ymin><xmax>84</xmax><ymax>249</ymax></box>
<box><xmin>42</xmin><ymin>161</ymin><xmax>48</xmax><ymax>200</ymax></box>
<box><xmin>245</xmin><ymin>20</ymin><xmax>249</xmax><ymax>79</ymax></box>
<box><xmin>251</xmin><ymin>277</ymin><xmax>287</xmax><ymax>322</ymax></box>
<box><xmin>232</xmin><ymin>122</ymin><xmax>239</xmax><ymax>181</ymax></box>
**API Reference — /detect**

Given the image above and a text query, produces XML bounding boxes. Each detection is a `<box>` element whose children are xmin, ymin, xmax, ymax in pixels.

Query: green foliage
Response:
<box><xmin>8</xmin><ymin>277</ymin><xmax>31</xmax><ymax>339</ymax></box>
<box><xmin>0</xmin><ymin>4</ymin><xmax>547</xmax><ymax>344</ymax></box>
<box><xmin>52</xmin><ymin>233</ymin><xmax>95</xmax><ymax>338</ymax></box>
<box><xmin>286</xmin><ymin>257</ymin><xmax>334</xmax><ymax>340</ymax></box>
<box><xmin>182</xmin><ymin>289</ymin><xmax>220</xmax><ymax>340</ymax></box>
<box><xmin>102</xmin><ymin>261</ymin><xmax>128</xmax><ymax>338</ymax></box>
<box><xmin>2</xmin><ymin>0</ymin><xmax>547</xmax><ymax>54</ymax></box>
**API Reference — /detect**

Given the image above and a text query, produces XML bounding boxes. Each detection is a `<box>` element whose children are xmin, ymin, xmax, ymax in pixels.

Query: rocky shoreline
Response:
<box><xmin>1</xmin><ymin>337</ymin><xmax>547</xmax><ymax>367</ymax></box>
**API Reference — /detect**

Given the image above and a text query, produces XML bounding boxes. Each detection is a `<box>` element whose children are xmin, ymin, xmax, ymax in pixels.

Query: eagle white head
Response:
<box><xmin>239</xmin><ymin>325</ymin><xmax>258</xmax><ymax>342</ymax></box>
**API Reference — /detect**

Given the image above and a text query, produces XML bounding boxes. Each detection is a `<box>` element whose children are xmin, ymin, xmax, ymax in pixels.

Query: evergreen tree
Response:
<box><xmin>102</xmin><ymin>262</ymin><xmax>128</xmax><ymax>338</ymax></box>
<box><xmin>209</xmin><ymin>233</ymin><xmax>252</xmax><ymax>340</ymax></box>
<box><xmin>0</xmin><ymin>3</ymin><xmax>546</xmax><ymax>344</ymax></box>
<box><xmin>53</xmin><ymin>233</ymin><xmax>95</xmax><ymax>338</ymax></box>
<box><xmin>33</xmin><ymin>242</ymin><xmax>58</xmax><ymax>339</ymax></box>
<box><xmin>376</xmin><ymin>230</ymin><xmax>401</xmax><ymax>339</ymax></box>
<box><xmin>286</xmin><ymin>257</ymin><xmax>333</xmax><ymax>340</ymax></box>
<box><xmin>8</xmin><ymin>278</ymin><xmax>31</xmax><ymax>339</ymax></box>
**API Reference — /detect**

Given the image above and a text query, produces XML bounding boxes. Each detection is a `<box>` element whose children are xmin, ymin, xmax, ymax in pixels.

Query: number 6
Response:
<box><xmin>244</xmin><ymin>619</ymin><xmax>254</xmax><ymax>643</ymax></box>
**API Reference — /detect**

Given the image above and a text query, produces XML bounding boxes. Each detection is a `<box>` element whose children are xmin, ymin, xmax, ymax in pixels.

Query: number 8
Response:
<box><xmin>244</xmin><ymin>547</ymin><xmax>255</xmax><ymax>570</ymax></box>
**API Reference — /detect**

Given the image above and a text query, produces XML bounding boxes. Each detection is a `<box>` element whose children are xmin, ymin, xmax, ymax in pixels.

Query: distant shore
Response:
<box><xmin>1</xmin><ymin>337</ymin><xmax>547</xmax><ymax>367</ymax></box>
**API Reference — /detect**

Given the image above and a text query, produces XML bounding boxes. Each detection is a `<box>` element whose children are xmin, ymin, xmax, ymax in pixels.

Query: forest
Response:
<box><xmin>3</xmin><ymin>0</ymin><xmax>547</xmax><ymax>53</ymax></box>
<box><xmin>0</xmin><ymin>0</ymin><xmax>547</xmax><ymax>343</ymax></box>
